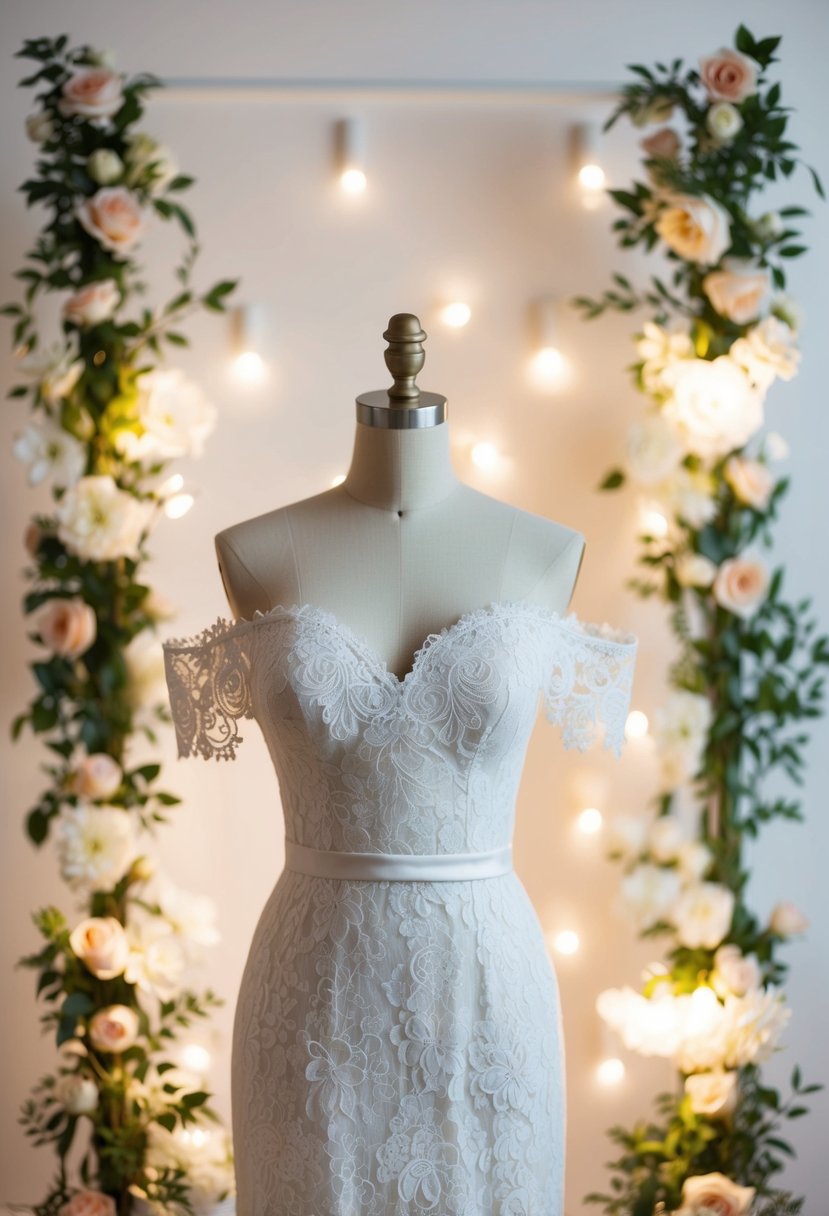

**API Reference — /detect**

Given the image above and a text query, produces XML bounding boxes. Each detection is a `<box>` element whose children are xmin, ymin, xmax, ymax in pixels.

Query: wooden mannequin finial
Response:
<box><xmin>383</xmin><ymin>314</ymin><xmax>427</xmax><ymax>405</ymax></box>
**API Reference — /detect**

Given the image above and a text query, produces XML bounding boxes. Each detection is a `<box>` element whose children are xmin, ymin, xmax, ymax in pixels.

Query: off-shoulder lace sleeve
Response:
<box><xmin>542</xmin><ymin>612</ymin><xmax>638</xmax><ymax>758</ymax></box>
<box><xmin>161</xmin><ymin>616</ymin><xmax>254</xmax><ymax>761</ymax></box>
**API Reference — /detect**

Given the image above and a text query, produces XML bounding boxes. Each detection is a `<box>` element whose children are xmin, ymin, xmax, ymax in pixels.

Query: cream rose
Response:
<box><xmin>36</xmin><ymin>598</ymin><xmax>97</xmax><ymax>659</ymax></box>
<box><xmin>72</xmin><ymin>753</ymin><xmax>123</xmax><ymax>800</ymax></box>
<box><xmin>684</xmin><ymin>1069</ymin><xmax>738</xmax><ymax>1118</ymax></box>
<box><xmin>680</xmin><ymin>1169</ymin><xmax>755</xmax><ymax>1215</ymax></box>
<box><xmin>124</xmin><ymin>131</ymin><xmax>179</xmax><ymax>195</ymax></box>
<box><xmin>60</xmin><ymin>1191</ymin><xmax>117</xmax><ymax>1216</ymax></box>
<box><xmin>677</xmin><ymin>840</ymin><xmax>713</xmax><ymax>882</ymax></box>
<box><xmin>625</xmin><ymin>415</ymin><xmax>684</xmax><ymax>484</ymax></box>
<box><xmin>768</xmin><ymin>900</ymin><xmax>809</xmax><ymax>936</ymax></box>
<box><xmin>730</xmin><ymin>315</ymin><xmax>801</xmax><ymax>389</ymax></box>
<box><xmin>55</xmin><ymin>1072</ymin><xmax>99</xmax><ymax>1115</ymax></box>
<box><xmin>670</xmin><ymin>882</ymin><xmax>736</xmax><ymax>949</ymax></box>
<box><xmin>26</xmin><ymin>111</ymin><xmax>55</xmax><ymax>142</ymax></box>
<box><xmin>86</xmin><ymin>149</ymin><xmax>124</xmax><ymax>185</ymax></box>
<box><xmin>699</xmin><ymin>47</ymin><xmax>758</xmax><ymax>102</ymax></box>
<box><xmin>702</xmin><ymin>258</ymin><xmax>771</xmax><ymax>324</ymax></box>
<box><xmin>648</xmin><ymin>814</ymin><xmax>690</xmax><ymax>863</ymax></box>
<box><xmin>75</xmin><ymin>186</ymin><xmax>147</xmax><ymax>257</ymax></box>
<box><xmin>56</xmin><ymin>474</ymin><xmax>155</xmax><ymax>562</ymax></box>
<box><xmin>13</xmin><ymin>417</ymin><xmax>87</xmax><ymax>489</ymax></box>
<box><xmin>712</xmin><ymin>943</ymin><xmax>762</xmax><ymax>997</ymax></box>
<box><xmin>724</xmin><ymin>455</ymin><xmax>774</xmax><ymax>510</ymax></box>
<box><xmin>661</xmin><ymin>356</ymin><xmax>763</xmax><ymax>460</ymax></box>
<box><xmin>70</xmin><ymin>917</ymin><xmax>130</xmax><ymax>980</ymax></box>
<box><xmin>56</xmin><ymin>805</ymin><xmax>138</xmax><ymax>894</ymax></box>
<box><xmin>675</xmin><ymin>552</ymin><xmax>717</xmax><ymax>588</ymax></box>
<box><xmin>655</xmin><ymin>193</ymin><xmax>732</xmax><ymax>265</ymax></box>
<box><xmin>620</xmin><ymin>863</ymin><xmax>683</xmax><ymax>931</ymax></box>
<box><xmin>58</xmin><ymin>68</ymin><xmax>124</xmax><ymax>119</ymax></box>
<box><xmin>64</xmin><ymin>279</ymin><xmax>120</xmax><ymax>326</ymax></box>
<box><xmin>17</xmin><ymin>335</ymin><xmax>85</xmax><ymax>405</ymax></box>
<box><xmin>88</xmin><ymin>1004</ymin><xmax>139</xmax><ymax>1053</ymax></box>
<box><xmin>661</xmin><ymin>467</ymin><xmax>719</xmax><ymax>529</ymax></box>
<box><xmin>706</xmin><ymin>101</ymin><xmax>744</xmax><ymax>142</ymax></box>
<box><xmin>713</xmin><ymin>554</ymin><xmax>770</xmax><ymax>619</ymax></box>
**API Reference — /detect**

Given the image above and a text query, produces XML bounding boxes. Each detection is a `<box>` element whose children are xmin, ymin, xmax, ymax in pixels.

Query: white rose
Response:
<box><xmin>620</xmin><ymin>863</ymin><xmax>683</xmax><ymax>931</ymax></box>
<box><xmin>86</xmin><ymin>149</ymin><xmax>124</xmax><ymax>185</ymax></box>
<box><xmin>702</xmin><ymin>257</ymin><xmax>771</xmax><ymax>324</ymax></box>
<box><xmin>605</xmin><ymin>813</ymin><xmax>650</xmax><ymax>858</ymax></box>
<box><xmin>655</xmin><ymin>193</ymin><xmax>732</xmax><ymax>265</ymax></box>
<box><xmin>55</xmin><ymin>1072</ymin><xmax>99</xmax><ymax>1115</ymax></box>
<box><xmin>17</xmin><ymin>336</ymin><xmax>85</xmax><ymax>405</ymax></box>
<box><xmin>124</xmin><ymin>632</ymin><xmax>167</xmax><ymax>710</ymax></box>
<box><xmin>721</xmin><ymin>986</ymin><xmax>792</xmax><ymax>1068</ymax></box>
<box><xmin>26</xmin><ymin>111</ymin><xmax>55</xmax><ymax>142</ymax></box>
<box><xmin>115</xmin><ymin>367</ymin><xmax>218</xmax><ymax>463</ymax></box>
<box><xmin>56</xmin><ymin>804</ymin><xmax>138</xmax><ymax>895</ymax></box>
<box><xmin>661</xmin><ymin>356</ymin><xmax>764</xmax><ymax>460</ymax></box>
<box><xmin>124</xmin><ymin>917</ymin><xmax>190</xmax><ymax>1000</ymax></box>
<box><xmin>636</xmin><ymin>320</ymin><xmax>695</xmax><ymax>397</ymax></box>
<box><xmin>88</xmin><ymin>1004</ymin><xmax>139</xmax><ymax>1053</ymax></box>
<box><xmin>724</xmin><ymin>455</ymin><xmax>774</xmax><ymax>509</ymax></box>
<box><xmin>680</xmin><ymin>1170</ymin><xmax>755</xmax><ymax>1216</ymax></box>
<box><xmin>713</xmin><ymin>554</ymin><xmax>770</xmax><ymax>619</ymax></box>
<box><xmin>661</xmin><ymin>467</ymin><xmax>719</xmax><ymax>529</ymax></box>
<box><xmin>675</xmin><ymin>552</ymin><xmax>717</xmax><ymax>588</ymax></box>
<box><xmin>730</xmin><ymin>315</ymin><xmax>800</xmax><ymax>389</ymax></box>
<box><xmin>625</xmin><ymin>414</ymin><xmax>684</xmax><ymax>484</ymax></box>
<box><xmin>72</xmin><ymin>753</ymin><xmax>123</xmax><ymax>800</ymax></box>
<box><xmin>70</xmin><ymin>917</ymin><xmax>130</xmax><ymax>979</ymax></box>
<box><xmin>124</xmin><ymin>131</ymin><xmax>179</xmax><ymax>195</ymax></box>
<box><xmin>676</xmin><ymin>840</ymin><xmax>713</xmax><ymax>882</ymax></box>
<box><xmin>674</xmin><ymin>986</ymin><xmax>732</xmax><ymax>1072</ymax></box>
<box><xmin>712</xmin><ymin>943</ymin><xmax>762</xmax><ymax>997</ymax></box>
<box><xmin>705</xmin><ymin>101</ymin><xmax>744</xmax><ymax>142</ymax></box>
<box><xmin>768</xmin><ymin>900</ymin><xmax>809</xmax><ymax>936</ymax></box>
<box><xmin>648</xmin><ymin>814</ymin><xmax>690</xmax><ymax>862</ymax></box>
<box><xmin>56</xmin><ymin>474</ymin><xmax>155</xmax><ymax>561</ymax></box>
<box><xmin>64</xmin><ymin>279</ymin><xmax>120</xmax><ymax>326</ymax></box>
<box><xmin>13</xmin><ymin>417</ymin><xmax>86</xmax><ymax>488</ymax></box>
<box><xmin>670</xmin><ymin>882</ymin><xmax>736</xmax><ymax>949</ymax></box>
<box><xmin>684</xmin><ymin>1069</ymin><xmax>739</xmax><ymax>1117</ymax></box>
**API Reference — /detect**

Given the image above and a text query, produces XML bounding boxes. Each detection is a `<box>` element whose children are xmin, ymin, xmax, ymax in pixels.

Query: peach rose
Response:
<box><xmin>768</xmin><ymin>900</ymin><xmax>809</xmax><ymax>936</ymax></box>
<box><xmin>59</xmin><ymin>1190</ymin><xmax>117</xmax><ymax>1216</ymax></box>
<box><xmin>64</xmin><ymin>280</ymin><xmax>120</xmax><ymax>327</ymax></box>
<box><xmin>641</xmin><ymin>127</ymin><xmax>681</xmax><ymax>160</ymax></box>
<box><xmin>679</xmin><ymin>1170</ymin><xmax>755</xmax><ymax>1216</ymax></box>
<box><xmin>88</xmin><ymin>1004</ymin><xmax>139</xmax><ymax>1053</ymax></box>
<box><xmin>684</xmin><ymin>1069</ymin><xmax>738</xmax><ymax>1118</ymax></box>
<box><xmin>703</xmin><ymin>258</ymin><xmax>771</xmax><ymax>324</ymax></box>
<box><xmin>72</xmin><ymin>753</ymin><xmax>123</xmax><ymax>800</ymax></box>
<box><xmin>58</xmin><ymin>68</ymin><xmax>124</xmax><ymax>119</ymax></box>
<box><xmin>724</xmin><ymin>456</ymin><xmax>774</xmax><ymax>510</ymax></box>
<box><xmin>655</xmin><ymin>193</ymin><xmax>732</xmax><ymax>265</ymax></box>
<box><xmin>70</xmin><ymin>917</ymin><xmax>130</xmax><ymax>980</ymax></box>
<box><xmin>712</xmin><ymin>554</ymin><xmax>770</xmax><ymax>619</ymax></box>
<box><xmin>712</xmin><ymin>943</ymin><xmax>762</xmax><ymax>997</ymax></box>
<box><xmin>699</xmin><ymin>48</ymin><xmax>758</xmax><ymax>103</ymax></box>
<box><xmin>75</xmin><ymin>187</ymin><xmax>147</xmax><ymax>257</ymax></box>
<box><xmin>36</xmin><ymin>598</ymin><xmax>97</xmax><ymax>659</ymax></box>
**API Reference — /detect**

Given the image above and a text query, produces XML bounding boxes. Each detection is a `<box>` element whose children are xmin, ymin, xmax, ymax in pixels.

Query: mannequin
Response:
<box><xmin>214</xmin><ymin>313</ymin><xmax>585</xmax><ymax>679</ymax></box>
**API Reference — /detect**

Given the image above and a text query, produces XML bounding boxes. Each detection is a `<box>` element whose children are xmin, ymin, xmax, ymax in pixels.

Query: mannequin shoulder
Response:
<box><xmin>459</xmin><ymin>486</ymin><xmax>584</xmax><ymax>563</ymax></box>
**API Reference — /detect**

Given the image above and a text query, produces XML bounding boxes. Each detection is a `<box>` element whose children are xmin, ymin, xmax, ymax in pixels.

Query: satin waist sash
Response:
<box><xmin>284</xmin><ymin>838</ymin><xmax>513</xmax><ymax>882</ymax></box>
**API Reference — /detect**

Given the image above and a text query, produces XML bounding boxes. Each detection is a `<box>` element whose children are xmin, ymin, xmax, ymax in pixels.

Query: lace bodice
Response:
<box><xmin>162</xmin><ymin>599</ymin><xmax>638</xmax><ymax>857</ymax></box>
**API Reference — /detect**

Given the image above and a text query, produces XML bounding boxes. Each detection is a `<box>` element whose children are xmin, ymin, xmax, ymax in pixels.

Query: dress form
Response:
<box><xmin>215</xmin><ymin>314</ymin><xmax>585</xmax><ymax>683</ymax></box>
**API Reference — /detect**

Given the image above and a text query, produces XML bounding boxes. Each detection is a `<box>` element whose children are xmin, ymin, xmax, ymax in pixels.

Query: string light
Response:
<box><xmin>440</xmin><ymin>302</ymin><xmax>472</xmax><ymax>329</ymax></box>
<box><xmin>335</xmin><ymin>117</ymin><xmax>367</xmax><ymax>195</ymax></box>
<box><xmin>576</xmin><ymin>807</ymin><xmax>603</xmax><ymax>835</ymax></box>
<box><xmin>640</xmin><ymin>499</ymin><xmax>669</xmax><ymax>537</ymax></box>
<box><xmin>625</xmin><ymin>709</ymin><xmax>649</xmax><ymax>740</ymax></box>
<box><xmin>179</xmin><ymin>1043</ymin><xmax>211</xmax><ymax>1074</ymax></box>
<box><xmin>527</xmin><ymin>297</ymin><xmax>571</xmax><ymax>390</ymax></box>
<box><xmin>552</xmin><ymin>929</ymin><xmax>580</xmax><ymax>955</ymax></box>
<box><xmin>596</xmin><ymin>1057</ymin><xmax>625</xmax><ymax>1085</ymax></box>
<box><xmin>229</xmin><ymin>303</ymin><xmax>269</xmax><ymax>385</ymax></box>
<box><xmin>470</xmin><ymin>440</ymin><xmax>500</xmax><ymax>471</ymax></box>
<box><xmin>573</xmin><ymin>121</ymin><xmax>607</xmax><ymax>208</ymax></box>
<box><xmin>164</xmin><ymin>492</ymin><xmax>194</xmax><ymax>519</ymax></box>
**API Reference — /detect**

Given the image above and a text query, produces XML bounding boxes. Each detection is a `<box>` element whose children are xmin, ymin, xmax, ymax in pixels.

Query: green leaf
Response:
<box><xmin>27</xmin><ymin>808</ymin><xmax>50</xmax><ymax>845</ymax></box>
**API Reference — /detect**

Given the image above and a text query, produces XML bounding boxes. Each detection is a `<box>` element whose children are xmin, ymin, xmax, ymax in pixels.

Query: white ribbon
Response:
<box><xmin>284</xmin><ymin>838</ymin><xmax>514</xmax><ymax>882</ymax></box>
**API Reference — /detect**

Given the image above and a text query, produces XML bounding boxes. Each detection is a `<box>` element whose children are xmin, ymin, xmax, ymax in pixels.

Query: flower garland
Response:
<box><xmin>3</xmin><ymin>35</ymin><xmax>238</xmax><ymax>1216</ymax></box>
<box><xmin>573</xmin><ymin>26</ymin><xmax>829</xmax><ymax>1216</ymax></box>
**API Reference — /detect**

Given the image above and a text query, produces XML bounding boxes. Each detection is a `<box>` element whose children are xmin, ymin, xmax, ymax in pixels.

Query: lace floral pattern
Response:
<box><xmin>162</xmin><ymin>599</ymin><xmax>638</xmax><ymax>1214</ymax></box>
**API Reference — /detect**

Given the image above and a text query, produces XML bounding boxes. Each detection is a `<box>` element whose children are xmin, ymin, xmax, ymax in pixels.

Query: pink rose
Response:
<box><xmin>641</xmin><ymin>127</ymin><xmax>681</xmax><ymax>161</ymax></box>
<box><xmin>703</xmin><ymin>258</ymin><xmax>772</xmax><ymax>325</ymax></box>
<box><xmin>59</xmin><ymin>1190</ymin><xmax>117</xmax><ymax>1216</ymax></box>
<box><xmin>64</xmin><ymin>280</ymin><xmax>121</xmax><ymax>327</ymax></box>
<box><xmin>679</xmin><ymin>1170</ymin><xmax>755</xmax><ymax>1216</ymax></box>
<box><xmin>88</xmin><ymin>1004</ymin><xmax>139</xmax><ymax>1053</ymax></box>
<box><xmin>75</xmin><ymin>187</ymin><xmax>147</xmax><ymax>256</ymax></box>
<box><xmin>72</xmin><ymin>753</ymin><xmax>123</xmax><ymax>800</ymax></box>
<box><xmin>699</xmin><ymin>48</ymin><xmax>758</xmax><ymax>103</ymax></box>
<box><xmin>768</xmin><ymin>901</ymin><xmax>809</xmax><ymax>936</ymax></box>
<box><xmin>712</xmin><ymin>555</ymin><xmax>770</xmax><ymax>619</ymax></box>
<box><xmin>58</xmin><ymin>68</ymin><xmax>124</xmax><ymax>119</ymax></box>
<box><xmin>36</xmin><ymin>598</ymin><xmax>97</xmax><ymax>659</ymax></box>
<box><xmin>724</xmin><ymin>456</ymin><xmax>774</xmax><ymax>510</ymax></box>
<box><xmin>69</xmin><ymin>917</ymin><xmax>130</xmax><ymax>979</ymax></box>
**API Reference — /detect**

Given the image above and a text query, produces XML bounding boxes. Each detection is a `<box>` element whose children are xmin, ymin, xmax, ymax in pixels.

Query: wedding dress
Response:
<box><xmin>162</xmin><ymin>597</ymin><xmax>638</xmax><ymax>1216</ymax></box>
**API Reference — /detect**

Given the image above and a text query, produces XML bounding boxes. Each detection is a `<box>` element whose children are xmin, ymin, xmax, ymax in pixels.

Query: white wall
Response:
<box><xmin>1</xmin><ymin>2</ymin><xmax>827</xmax><ymax>1210</ymax></box>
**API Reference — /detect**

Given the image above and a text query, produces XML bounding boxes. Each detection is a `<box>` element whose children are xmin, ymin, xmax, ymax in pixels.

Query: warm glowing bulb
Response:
<box><xmin>179</xmin><ymin>1043</ymin><xmax>211</xmax><ymax>1074</ymax></box>
<box><xmin>164</xmin><ymin>493</ymin><xmax>194</xmax><ymax>519</ymax></box>
<box><xmin>340</xmin><ymin>168</ymin><xmax>367</xmax><ymax>194</ymax></box>
<box><xmin>553</xmin><ymin>929</ymin><xmax>580</xmax><ymax>955</ymax></box>
<box><xmin>159</xmin><ymin>472</ymin><xmax>184</xmax><ymax>497</ymax></box>
<box><xmin>441</xmin><ymin>302</ymin><xmax>471</xmax><ymax>328</ymax></box>
<box><xmin>331</xmin><ymin>473</ymin><xmax>346</xmax><ymax>487</ymax></box>
<box><xmin>232</xmin><ymin>350</ymin><xmax>267</xmax><ymax>384</ymax></box>
<box><xmin>470</xmin><ymin>441</ymin><xmax>500</xmax><ymax>471</ymax></box>
<box><xmin>577</xmin><ymin>807</ymin><xmax>603</xmax><ymax>835</ymax></box>
<box><xmin>578</xmin><ymin>163</ymin><xmax>606</xmax><ymax>191</ymax></box>
<box><xmin>641</xmin><ymin>507</ymin><xmax>668</xmax><ymax>537</ymax></box>
<box><xmin>597</xmin><ymin>1057</ymin><xmax>625</xmax><ymax>1085</ymax></box>
<box><xmin>625</xmin><ymin>709</ymin><xmax>648</xmax><ymax>739</ymax></box>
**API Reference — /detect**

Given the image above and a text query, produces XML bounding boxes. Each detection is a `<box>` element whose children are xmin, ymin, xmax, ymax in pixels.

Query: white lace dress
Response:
<box><xmin>162</xmin><ymin>598</ymin><xmax>638</xmax><ymax>1216</ymax></box>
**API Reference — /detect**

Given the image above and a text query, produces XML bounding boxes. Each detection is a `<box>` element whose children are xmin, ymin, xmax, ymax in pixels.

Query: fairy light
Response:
<box><xmin>625</xmin><ymin>709</ymin><xmax>649</xmax><ymax>739</ymax></box>
<box><xmin>470</xmin><ymin>441</ymin><xmax>500</xmax><ymax>471</ymax></box>
<box><xmin>528</xmin><ymin>297</ymin><xmax>571</xmax><ymax>390</ymax></box>
<box><xmin>164</xmin><ymin>493</ymin><xmax>194</xmax><ymax>519</ymax></box>
<box><xmin>596</xmin><ymin>1057</ymin><xmax>625</xmax><ymax>1085</ymax></box>
<box><xmin>179</xmin><ymin>1043</ymin><xmax>211</xmax><ymax>1074</ymax></box>
<box><xmin>577</xmin><ymin>807</ymin><xmax>603</xmax><ymax>835</ymax></box>
<box><xmin>573</xmin><ymin>122</ymin><xmax>607</xmax><ymax>207</ymax></box>
<box><xmin>335</xmin><ymin>117</ymin><xmax>367</xmax><ymax>195</ymax></box>
<box><xmin>552</xmin><ymin>929</ymin><xmax>580</xmax><ymax>955</ymax></box>
<box><xmin>229</xmin><ymin>304</ymin><xmax>269</xmax><ymax>385</ymax></box>
<box><xmin>440</xmin><ymin>302</ymin><xmax>472</xmax><ymax>329</ymax></box>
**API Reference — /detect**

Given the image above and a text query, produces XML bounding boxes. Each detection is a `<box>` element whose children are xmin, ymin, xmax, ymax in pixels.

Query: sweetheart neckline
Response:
<box><xmin>240</xmin><ymin>598</ymin><xmax>637</xmax><ymax>691</ymax></box>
